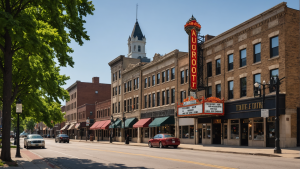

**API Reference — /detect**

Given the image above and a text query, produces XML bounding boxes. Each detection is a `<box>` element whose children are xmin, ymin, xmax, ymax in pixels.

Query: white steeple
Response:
<box><xmin>127</xmin><ymin>21</ymin><xmax>146</xmax><ymax>59</ymax></box>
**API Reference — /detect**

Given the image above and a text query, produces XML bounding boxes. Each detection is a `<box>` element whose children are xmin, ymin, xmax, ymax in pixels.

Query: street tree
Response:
<box><xmin>0</xmin><ymin>0</ymin><xmax>94</xmax><ymax>161</ymax></box>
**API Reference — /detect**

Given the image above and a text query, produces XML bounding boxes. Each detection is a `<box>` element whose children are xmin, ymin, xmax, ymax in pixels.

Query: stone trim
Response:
<box><xmin>268</xmin><ymin>30</ymin><xmax>279</xmax><ymax>38</ymax></box>
<box><xmin>239</xmin><ymin>73</ymin><xmax>248</xmax><ymax>78</ymax></box>
<box><xmin>252</xmin><ymin>69</ymin><xmax>261</xmax><ymax>74</ymax></box>
<box><xmin>268</xmin><ymin>19</ymin><xmax>278</xmax><ymax>28</ymax></box>
<box><xmin>227</xmin><ymin>77</ymin><xmax>234</xmax><ymax>81</ymax></box>
<box><xmin>208</xmin><ymin>83</ymin><xmax>212</xmax><ymax>86</ymax></box>
<box><xmin>215</xmin><ymin>55</ymin><xmax>221</xmax><ymax>60</ymax></box>
<box><xmin>206</xmin><ymin>59</ymin><xmax>212</xmax><ymax>63</ymax></box>
<box><xmin>239</xmin><ymin>44</ymin><xmax>247</xmax><ymax>50</ymax></box>
<box><xmin>268</xmin><ymin>64</ymin><xmax>279</xmax><ymax>70</ymax></box>
<box><xmin>207</xmin><ymin>49</ymin><xmax>212</xmax><ymax>56</ymax></box>
<box><xmin>252</xmin><ymin>38</ymin><xmax>262</xmax><ymax>44</ymax></box>
<box><xmin>171</xmin><ymin>86</ymin><xmax>175</xmax><ymax>88</ymax></box>
<box><xmin>215</xmin><ymin>80</ymin><xmax>221</xmax><ymax>85</ymax></box>
<box><xmin>180</xmin><ymin>89</ymin><xmax>185</xmax><ymax>91</ymax></box>
<box><xmin>238</xmin><ymin>33</ymin><xmax>247</xmax><ymax>42</ymax></box>
<box><xmin>227</xmin><ymin>50</ymin><xmax>234</xmax><ymax>55</ymax></box>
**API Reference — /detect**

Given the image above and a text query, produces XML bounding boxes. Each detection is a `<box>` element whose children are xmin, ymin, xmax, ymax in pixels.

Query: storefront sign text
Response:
<box><xmin>178</xmin><ymin>104</ymin><xmax>203</xmax><ymax>116</ymax></box>
<box><xmin>190</xmin><ymin>29</ymin><xmax>197</xmax><ymax>90</ymax></box>
<box><xmin>236</xmin><ymin>102</ymin><xmax>262</xmax><ymax>111</ymax></box>
<box><xmin>204</xmin><ymin>103</ymin><xmax>223</xmax><ymax>113</ymax></box>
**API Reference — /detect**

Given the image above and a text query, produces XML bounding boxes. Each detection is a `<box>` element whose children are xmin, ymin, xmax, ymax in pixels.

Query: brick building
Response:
<box><xmin>62</xmin><ymin>77</ymin><xmax>111</xmax><ymax>139</ymax></box>
<box><xmin>178</xmin><ymin>2</ymin><xmax>300</xmax><ymax>147</ymax></box>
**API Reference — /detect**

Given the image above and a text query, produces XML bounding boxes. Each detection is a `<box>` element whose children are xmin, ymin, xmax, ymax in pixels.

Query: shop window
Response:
<box><xmin>240</xmin><ymin>77</ymin><xmax>247</xmax><ymax>97</ymax></box>
<box><xmin>254</xmin><ymin>43</ymin><xmax>261</xmax><ymax>63</ymax></box>
<box><xmin>228</xmin><ymin>81</ymin><xmax>233</xmax><ymax>99</ymax></box>
<box><xmin>145</xmin><ymin>128</ymin><xmax>149</xmax><ymax>138</ymax></box>
<box><xmin>179</xmin><ymin>126</ymin><xmax>182</xmax><ymax>138</ymax></box>
<box><xmin>253</xmin><ymin>118</ymin><xmax>264</xmax><ymax>140</ymax></box>
<box><xmin>157</xmin><ymin>73</ymin><xmax>160</xmax><ymax>85</ymax></box>
<box><xmin>270</xmin><ymin>36</ymin><xmax>279</xmax><ymax>58</ymax></box>
<box><xmin>240</xmin><ymin>49</ymin><xmax>247</xmax><ymax>67</ymax></box>
<box><xmin>171</xmin><ymin>68</ymin><xmax>175</xmax><ymax>80</ymax></box>
<box><xmin>216</xmin><ymin>84</ymin><xmax>221</xmax><ymax>99</ymax></box>
<box><xmin>216</xmin><ymin>59</ymin><xmax>221</xmax><ymax>75</ymax></box>
<box><xmin>207</xmin><ymin>86</ymin><xmax>212</xmax><ymax>97</ymax></box>
<box><xmin>162</xmin><ymin>71</ymin><xmax>165</xmax><ymax>83</ymax></box>
<box><xmin>166</xmin><ymin>69</ymin><xmax>170</xmax><ymax>81</ymax></box>
<box><xmin>182</xmin><ymin>126</ymin><xmax>189</xmax><ymax>138</ymax></box>
<box><xmin>190</xmin><ymin>126</ymin><xmax>194</xmax><ymax>139</ymax></box>
<box><xmin>206</xmin><ymin>125</ymin><xmax>211</xmax><ymax>139</ymax></box>
<box><xmin>133</xmin><ymin>128</ymin><xmax>138</xmax><ymax>137</ymax></box>
<box><xmin>228</xmin><ymin>54</ymin><xmax>233</xmax><ymax>71</ymax></box>
<box><xmin>223</xmin><ymin>124</ymin><xmax>227</xmax><ymax>139</ymax></box>
<box><xmin>207</xmin><ymin>62</ymin><xmax>212</xmax><ymax>77</ymax></box>
<box><xmin>249</xmin><ymin>119</ymin><xmax>252</xmax><ymax>140</ymax></box>
<box><xmin>230</xmin><ymin>120</ymin><xmax>239</xmax><ymax>139</ymax></box>
<box><xmin>181</xmin><ymin>70</ymin><xmax>184</xmax><ymax>84</ymax></box>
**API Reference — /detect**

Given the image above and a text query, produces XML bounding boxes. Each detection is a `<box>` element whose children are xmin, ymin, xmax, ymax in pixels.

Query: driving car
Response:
<box><xmin>24</xmin><ymin>134</ymin><xmax>45</xmax><ymax>149</ymax></box>
<box><xmin>148</xmin><ymin>134</ymin><xmax>180</xmax><ymax>148</ymax></box>
<box><xmin>55</xmin><ymin>134</ymin><xmax>69</xmax><ymax>143</ymax></box>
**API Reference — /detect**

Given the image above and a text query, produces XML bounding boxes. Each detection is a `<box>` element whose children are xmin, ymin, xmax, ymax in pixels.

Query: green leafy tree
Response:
<box><xmin>0</xmin><ymin>0</ymin><xmax>94</xmax><ymax>161</ymax></box>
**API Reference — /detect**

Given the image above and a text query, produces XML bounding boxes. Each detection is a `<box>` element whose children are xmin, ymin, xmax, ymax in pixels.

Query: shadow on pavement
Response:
<box><xmin>40</xmin><ymin>157</ymin><xmax>153</xmax><ymax>169</ymax></box>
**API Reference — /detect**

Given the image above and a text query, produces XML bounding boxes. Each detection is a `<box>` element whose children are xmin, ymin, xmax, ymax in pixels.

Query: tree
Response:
<box><xmin>0</xmin><ymin>0</ymin><xmax>94</xmax><ymax>161</ymax></box>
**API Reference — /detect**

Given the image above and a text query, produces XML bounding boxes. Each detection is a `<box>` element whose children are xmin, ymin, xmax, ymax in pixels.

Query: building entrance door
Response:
<box><xmin>266</xmin><ymin>117</ymin><xmax>275</xmax><ymax>147</ymax></box>
<box><xmin>212</xmin><ymin>124</ymin><xmax>221</xmax><ymax>144</ymax></box>
<box><xmin>198</xmin><ymin>128</ymin><xmax>202</xmax><ymax>144</ymax></box>
<box><xmin>241</xmin><ymin>119</ymin><xmax>248</xmax><ymax>146</ymax></box>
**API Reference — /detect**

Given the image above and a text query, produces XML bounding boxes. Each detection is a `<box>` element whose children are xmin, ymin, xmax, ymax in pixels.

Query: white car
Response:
<box><xmin>24</xmin><ymin>134</ymin><xmax>45</xmax><ymax>149</ymax></box>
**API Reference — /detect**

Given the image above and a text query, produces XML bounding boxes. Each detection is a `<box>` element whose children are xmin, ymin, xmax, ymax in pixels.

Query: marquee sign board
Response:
<box><xmin>204</xmin><ymin>103</ymin><xmax>223</xmax><ymax>113</ymax></box>
<box><xmin>178</xmin><ymin>104</ymin><xmax>202</xmax><ymax>116</ymax></box>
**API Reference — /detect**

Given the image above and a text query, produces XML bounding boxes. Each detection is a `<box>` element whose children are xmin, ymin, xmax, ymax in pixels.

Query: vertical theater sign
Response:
<box><xmin>178</xmin><ymin>16</ymin><xmax>224</xmax><ymax>117</ymax></box>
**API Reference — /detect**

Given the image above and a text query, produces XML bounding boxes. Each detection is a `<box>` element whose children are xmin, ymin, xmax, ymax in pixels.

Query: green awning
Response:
<box><xmin>109</xmin><ymin>119</ymin><xmax>121</xmax><ymax>128</ymax></box>
<box><xmin>148</xmin><ymin>116</ymin><xmax>174</xmax><ymax>127</ymax></box>
<box><xmin>124</xmin><ymin>118</ymin><xmax>138</xmax><ymax>128</ymax></box>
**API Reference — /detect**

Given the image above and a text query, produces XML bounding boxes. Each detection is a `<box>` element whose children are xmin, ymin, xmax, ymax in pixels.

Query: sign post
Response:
<box><xmin>261</xmin><ymin>109</ymin><xmax>269</xmax><ymax>118</ymax></box>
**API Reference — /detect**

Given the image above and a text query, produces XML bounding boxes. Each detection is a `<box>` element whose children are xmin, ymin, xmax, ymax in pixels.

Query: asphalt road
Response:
<box><xmin>19</xmin><ymin>139</ymin><xmax>299</xmax><ymax>169</ymax></box>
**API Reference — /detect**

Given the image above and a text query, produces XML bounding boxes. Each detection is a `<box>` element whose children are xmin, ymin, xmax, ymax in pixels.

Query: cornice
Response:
<box><xmin>108</xmin><ymin>55</ymin><xmax>125</xmax><ymax>67</ymax></box>
<box><xmin>141</xmin><ymin>49</ymin><xmax>180</xmax><ymax>70</ymax></box>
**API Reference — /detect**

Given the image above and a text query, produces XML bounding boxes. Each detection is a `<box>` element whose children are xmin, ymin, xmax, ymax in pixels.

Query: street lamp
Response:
<box><xmin>110</xmin><ymin>115</ymin><xmax>115</xmax><ymax>143</ymax></box>
<box><xmin>254</xmin><ymin>80</ymin><xmax>266</xmax><ymax>108</ymax></box>
<box><xmin>15</xmin><ymin>99</ymin><xmax>22</xmax><ymax>158</ymax></box>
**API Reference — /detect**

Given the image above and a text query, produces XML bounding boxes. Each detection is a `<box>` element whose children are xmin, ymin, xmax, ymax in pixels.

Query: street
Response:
<box><xmin>18</xmin><ymin>139</ymin><xmax>299</xmax><ymax>169</ymax></box>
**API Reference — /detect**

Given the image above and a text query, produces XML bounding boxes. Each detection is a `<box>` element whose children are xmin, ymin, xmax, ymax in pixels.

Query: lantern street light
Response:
<box><xmin>15</xmin><ymin>99</ymin><xmax>22</xmax><ymax>158</ymax></box>
<box><xmin>110</xmin><ymin>115</ymin><xmax>115</xmax><ymax>143</ymax></box>
<box><xmin>254</xmin><ymin>80</ymin><xmax>266</xmax><ymax>108</ymax></box>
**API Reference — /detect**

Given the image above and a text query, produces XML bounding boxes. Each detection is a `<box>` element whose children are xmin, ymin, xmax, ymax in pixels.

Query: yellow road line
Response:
<box><xmin>79</xmin><ymin>147</ymin><xmax>236</xmax><ymax>169</ymax></box>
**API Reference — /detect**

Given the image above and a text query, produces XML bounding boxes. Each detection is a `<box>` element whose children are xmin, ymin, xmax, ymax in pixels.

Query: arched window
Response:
<box><xmin>134</xmin><ymin>45</ymin><xmax>136</xmax><ymax>51</ymax></box>
<box><xmin>129</xmin><ymin>45</ymin><xmax>131</xmax><ymax>53</ymax></box>
<box><xmin>138</xmin><ymin>45</ymin><xmax>141</xmax><ymax>52</ymax></box>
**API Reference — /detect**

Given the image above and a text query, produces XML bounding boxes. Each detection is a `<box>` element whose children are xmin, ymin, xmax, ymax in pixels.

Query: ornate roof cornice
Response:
<box><xmin>141</xmin><ymin>49</ymin><xmax>180</xmax><ymax>70</ymax></box>
<box><xmin>108</xmin><ymin>55</ymin><xmax>125</xmax><ymax>67</ymax></box>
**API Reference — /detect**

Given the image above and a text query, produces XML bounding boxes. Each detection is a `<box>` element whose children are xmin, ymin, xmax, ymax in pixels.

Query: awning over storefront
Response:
<box><xmin>149</xmin><ymin>116</ymin><xmax>174</xmax><ymax>127</ymax></box>
<box><xmin>90</xmin><ymin>121</ymin><xmax>102</xmax><ymax>130</ymax></box>
<box><xmin>67</xmin><ymin>123</ymin><xmax>75</xmax><ymax>130</ymax></box>
<box><xmin>133</xmin><ymin>118</ymin><xmax>152</xmax><ymax>128</ymax></box>
<box><xmin>60</xmin><ymin>124</ymin><xmax>69</xmax><ymax>131</ymax></box>
<box><xmin>100</xmin><ymin>120</ymin><xmax>111</xmax><ymax>130</ymax></box>
<box><xmin>124</xmin><ymin>118</ymin><xmax>138</xmax><ymax>128</ymax></box>
<box><xmin>75</xmin><ymin>123</ymin><xmax>80</xmax><ymax>129</ymax></box>
<box><xmin>109</xmin><ymin>119</ymin><xmax>121</xmax><ymax>128</ymax></box>
<box><xmin>94</xmin><ymin>121</ymin><xmax>107</xmax><ymax>130</ymax></box>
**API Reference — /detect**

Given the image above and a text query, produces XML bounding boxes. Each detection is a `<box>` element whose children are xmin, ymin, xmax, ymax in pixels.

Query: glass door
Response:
<box><xmin>266</xmin><ymin>117</ymin><xmax>275</xmax><ymax>147</ymax></box>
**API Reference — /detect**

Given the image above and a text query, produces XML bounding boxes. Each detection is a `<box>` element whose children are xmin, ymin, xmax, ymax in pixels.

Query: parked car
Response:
<box><xmin>55</xmin><ymin>134</ymin><xmax>69</xmax><ymax>143</ymax></box>
<box><xmin>43</xmin><ymin>134</ymin><xmax>47</xmax><ymax>138</ymax></box>
<box><xmin>47</xmin><ymin>134</ymin><xmax>51</xmax><ymax>138</ymax></box>
<box><xmin>20</xmin><ymin>133</ymin><xmax>28</xmax><ymax>138</ymax></box>
<box><xmin>24</xmin><ymin>134</ymin><xmax>45</xmax><ymax>149</ymax></box>
<box><xmin>148</xmin><ymin>134</ymin><xmax>180</xmax><ymax>149</ymax></box>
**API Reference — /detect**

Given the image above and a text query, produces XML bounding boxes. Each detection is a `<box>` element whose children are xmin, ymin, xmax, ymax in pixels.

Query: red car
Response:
<box><xmin>148</xmin><ymin>134</ymin><xmax>180</xmax><ymax>148</ymax></box>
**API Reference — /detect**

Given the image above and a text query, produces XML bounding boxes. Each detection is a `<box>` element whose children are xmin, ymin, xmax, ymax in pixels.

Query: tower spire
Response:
<box><xmin>136</xmin><ymin>4</ymin><xmax>138</xmax><ymax>22</ymax></box>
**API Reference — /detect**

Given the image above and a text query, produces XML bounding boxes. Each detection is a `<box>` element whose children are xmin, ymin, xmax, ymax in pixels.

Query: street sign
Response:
<box><xmin>261</xmin><ymin>109</ymin><xmax>269</xmax><ymax>117</ymax></box>
<box><xmin>86</xmin><ymin>119</ymin><xmax>90</xmax><ymax>126</ymax></box>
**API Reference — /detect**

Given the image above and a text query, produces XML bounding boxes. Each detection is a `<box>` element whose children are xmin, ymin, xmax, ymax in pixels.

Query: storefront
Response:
<box><xmin>133</xmin><ymin>118</ymin><xmax>152</xmax><ymax>143</ymax></box>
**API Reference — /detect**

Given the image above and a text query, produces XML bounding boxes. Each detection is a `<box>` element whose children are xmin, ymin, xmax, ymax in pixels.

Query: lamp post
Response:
<box><xmin>254</xmin><ymin>80</ymin><xmax>266</xmax><ymax>108</ymax></box>
<box><xmin>15</xmin><ymin>99</ymin><xmax>22</xmax><ymax>158</ymax></box>
<box><xmin>110</xmin><ymin>115</ymin><xmax>115</xmax><ymax>143</ymax></box>
<box><xmin>122</xmin><ymin>115</ymin><xmax>127</xmax><ymax>144</ymax></box>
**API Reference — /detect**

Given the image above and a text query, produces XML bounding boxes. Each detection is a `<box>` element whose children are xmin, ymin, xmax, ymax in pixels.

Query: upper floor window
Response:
<box><xmin>185</xmin><ymin>69</ymin><xmax>188</xmax><ymax>83</ymax></box>
<box><xmin>216</xmin><ymin>84</ymin><xmax>221</xmax><ymax>99</ymax></box>
<box><xmin>138</xmin><ymin>45</ymin><xmax>141</xmax><ymax>52</ymax></box>
<box><xmin>162</xmin><ymin>91</ymin><xmax>165</xmax><ymax>105</ymax></box>
<box><xmin>254</xmin><ymin>73</ymin><xmax>261</xmax><ymax>97</ymax></box>
<box><xmin>148</xmin><ymin>77</ymin><xmax>150</xmax><ymax>87</ymax></box>
<box><xmin>74</xmin><ymin>92</ymin><xmax>76</xmax><ymax>98</ymax></box>
<box><xmin>115</xmin><ymin>72</ymin><xmax>117</xmax><ymax>80</ymax></box>
<box><xmin>162</xmin><ymin>71</ymin><xmax>165</xmax><ymax>83</ymax></box>
<box><xmin>228</xmin><ymin>81</ymin><xmax>233</xmax><ymax>100</ymax></box>
<box><xmin>124</xmin><ymin>100</ymin><xmax>127</xmax><ymax>111</ymax></box>
<box><xmin>216</xmin><ymin>59</ymin><xmax>221</xmax><ymax>75</ymax></box>
<box><xmin>112</xmin><ymin>88</ymin><xmax>115</xmax><ymax>96</ymax></box>
<box><xmin>118</xmin><ymin>102</ymin><xmax>120</xmax><ymax>113</ymax></box>
<box><xmin>148</xmin><ymin>95</ymin><xmax>151</xmax><ymax>108</ymax></box>
<box><xmin>144</xmin><ymin>96</ymin><xmax>147</xmax><ymax>109</ymax></box>
<box><xmin>166</xmin><ymin>90</ymin><xmax>170</xmax><ymax>104</ymax></box>
<box><xmin>119</xmin><ymin>86</ymin><xmax>121</xmax><ymax>94</ymax></box>
<box><xmin>166</xmin><ymin>70</ymin><xmax>170</xmax><ymax>81</ymax></box>
<box><xmin>157</xmin><ymin>92</ymin><xmax>160</xmax><ymax>106</ymax></box>
<box><xmin>240</xmin><ymin>49</ymin><xmax>247</xmax><ymax>67</ymax></box>
<box><xmin>152</xmin><ymin>75</ymin><xmax>155</xmax><ymax>86</ymax></box>
<box><xmin>171</xmin><ymin>68</ymin><xmax>175</xmax><ymax>80</ymax></box>
<box><xmin>171</xmin><ymin>88</ymin><xmax>175</xmax><ymax>104</ymax></box>
<box><xmin>134</xmin><ymin>45</ymin><xmax>136</xmax><ymax>51</ymax></box>
<box><xmin>254</xmin><ymin>43</ymin><xmax>261</xmax><ymax>63</ymax></box>
<box><xmin>240</xmin><ymin>77</ymin><xmax>247</xmax><ymax>97</ymax></box>
<box><xmin>127</xmin><ymin>81</ymin><xmax>130</xmax><ymax>92</ymax></box>
<box><xmin>181</xmin><ymin>71</ymin><xmax>184</xmax><ymax>84</ymax></box>
<box><xmin>207</xmin><ymin>62</ymin><xmax>212</xmax><ymax>77</ymax></box>
<box><xmin>136</xmin><ymin>97</ymin><xmax>139</xmax><ymax>109</ymax></box>
<box><xmin>119</xmin><ymin>70</ymin><xmax>121</xmax><ymax>78</ymax></box>
<box><xmin>137</xmin><ymin>78</ymin><xmax>139</xmax><ymax>89</ymax></box>
<box><xmin>113</xmin><ymin>73</ymin><xmax>115</xmax><ymax>81</ymax></box>
<box><xmin>134</xmin><ymin>79</ymin><xmax>136</xmax><ymax>90</ymax></box>
<box><xmin>115</xmin><ymin>87</ymin><xmax>117</xmax><ymax>95</ymax></box>
<box><xmin>228</xmin><ymin>54</ymin><xmax>233</xmax><ymax>71</ymax></box>
<box><xmin>180</xmin><ymin>91</ymin><xmax>186</xmax><ymax>103</ymax></box>
<box><xmin>152</xmin><ymin>93</ymin><xmax>155</xmax><ymax>107</ymax></box>
<box><xmin>157</xmin><ymin>73</ymin><xmax>160</xmax><ymax>85</ymax></box>
<box><xmin>124</xmin><ymin>83</ymin><xmax>127</xmax><ymax>93</ymax></box>
<box><xmin>270</xmin><ymin>36</ymin><xmax>279</xmax><ymax>58</ymax></box>
<box><xmin>144</xmin><ymin>78</ymin><xmax>147</xmax><ymax>88</ymax></box>
<box><xmin>270</xmin><ymin>69</ymin><xmax>279</xmax><ymax>92</ymax></box>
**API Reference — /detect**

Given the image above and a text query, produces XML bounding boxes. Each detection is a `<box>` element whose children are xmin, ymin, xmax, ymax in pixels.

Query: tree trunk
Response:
<box><xmin>1</xmin><ymin>30</ymin><xmax>13</xmax><ymax>161</ymax></box>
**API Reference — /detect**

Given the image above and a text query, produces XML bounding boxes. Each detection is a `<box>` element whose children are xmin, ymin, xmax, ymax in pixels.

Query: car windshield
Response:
<box><xmin>60</xmin><ymin>134</ymin><xmax>68</xmax><ymax>137</ymax></box>
<box><xmin>164</xmin><ymin>134</ymin><xmax>175</xmax><ymax>138</ymax></box>
<box><xmin>28</xmin><ymin>135</ymin><xmax>43</xmax><ymax>139</ymax></box>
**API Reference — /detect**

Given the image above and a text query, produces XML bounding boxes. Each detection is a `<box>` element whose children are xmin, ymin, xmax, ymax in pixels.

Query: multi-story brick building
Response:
<box><xmin>178</xmin><ymin>2</ymin><xmax>300</xmax><ymax>148</ymax></box>
<box><xmin>62</xmin><ymin>77</ymin><xmax>111</xmax><ymax>139</ymax></box>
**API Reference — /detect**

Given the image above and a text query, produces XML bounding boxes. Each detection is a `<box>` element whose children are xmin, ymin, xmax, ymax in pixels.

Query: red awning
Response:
<box><xmin>100</xmin><ymin>120</ymin><xmax>111</xmax><ymax>130</ymax></box>
<box><xmin>90</xmin><ymin>121</ymin><xmax>102</xmax><ymax>130</ymax></box>
<box><xmin>94</xmin><ymin>121</ymin><xmax>107</xmax><ymax>130</ymax></box>
<box><xmin>133</xmin><ymin>118</ymin><xmax>152</xmax><ymax>128</ymax></box>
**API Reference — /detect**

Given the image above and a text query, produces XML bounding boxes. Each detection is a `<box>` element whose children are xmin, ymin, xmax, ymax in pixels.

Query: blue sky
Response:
<box><xmin>59</xmin><ymin>0</ymin><xmax>299</xmax><ymax>101</ymax></box>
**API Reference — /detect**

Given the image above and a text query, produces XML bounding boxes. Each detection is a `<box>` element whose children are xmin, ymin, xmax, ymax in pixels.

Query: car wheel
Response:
<box><xmin>148</xmin><ymin>142</ymin><xmax>152</xmax><ymax>148</ymax></box>
<box><xmin>67</xmin><ymin>141</ymin><xmax>69</xmax><ymax>143</ymax></box>
<box><xmin>173</xmin><ymin>145</ymin><xmax>178</xmax><ymax>149</ymax></box>
<box><xmin>159</xmin><ymin>142</ymin><xmax>163</xmax><ymax>149</ymax></box>
<box><xmin>24</xmin><ymin>144</ymin><xmax>26</xmax><ymax>148</ymax></box>
<box><xmin>27</xmin><ymin>146</ymin><xmax>30</xmax><ymax>149</ymax></box>
<box><xmin>43</xmin><ymin>146</ymin><xmax>45</xmax><ymax>149</ymax></box>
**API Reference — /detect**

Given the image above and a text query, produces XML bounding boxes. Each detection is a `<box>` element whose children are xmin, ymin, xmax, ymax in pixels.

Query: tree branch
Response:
<box><xmin>13</xmin><ymin>0</ymin><xmax>32</xmax><ymax>18</ymax></box>
<box><xmin>11</xmin><ymin>0</ymin><xmax>22</xmax><ymax>10</ymax></box>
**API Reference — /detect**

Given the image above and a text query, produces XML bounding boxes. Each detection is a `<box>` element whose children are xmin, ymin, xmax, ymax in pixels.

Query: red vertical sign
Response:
<box><xmin>190</xmin><ymin>29</ymin><xmax>197</xmax><ymax>90</ymax></box>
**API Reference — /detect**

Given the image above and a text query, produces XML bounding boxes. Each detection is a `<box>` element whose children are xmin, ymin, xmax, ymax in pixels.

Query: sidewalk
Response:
<box><xmin>0</xmin><ymin>144</ymin><xmax>59</xmax><ymax>168</ymax></box>
<box><xmin>68</xmin><ymin>138</ymin><xmax>300</xmax><ymax>159</ymax></box>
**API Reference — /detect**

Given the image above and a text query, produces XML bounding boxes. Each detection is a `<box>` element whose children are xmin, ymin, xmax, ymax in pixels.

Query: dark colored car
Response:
<box><xmin>148</xmin><ymin>134</ymin><xmax>180</xmax><ymax>148</ymax></box>
<box><xmin>55</xmin><ymin>134</ymin><xmax>69</xmax><ymax>143</ymax></box>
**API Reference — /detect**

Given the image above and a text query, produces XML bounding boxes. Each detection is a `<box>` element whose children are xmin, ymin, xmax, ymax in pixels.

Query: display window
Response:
<box><xmin>223</xmin><ymin>124</ymin><xmax>228</xmax><ymax>139</ymax></box>
<box><xmin>253</xmin><ymin>118</ymin><xmax>264</xmax><ymax>140</ymax></box>
<box><xmin>230</xmin><ymin>120</ymin><xmax>239</xmax><ymax>139</ymax></box>
<box><xmin>145</xmin><ymin>128</ymin><xmax>149</xmax><ymax>138</ymax></box>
